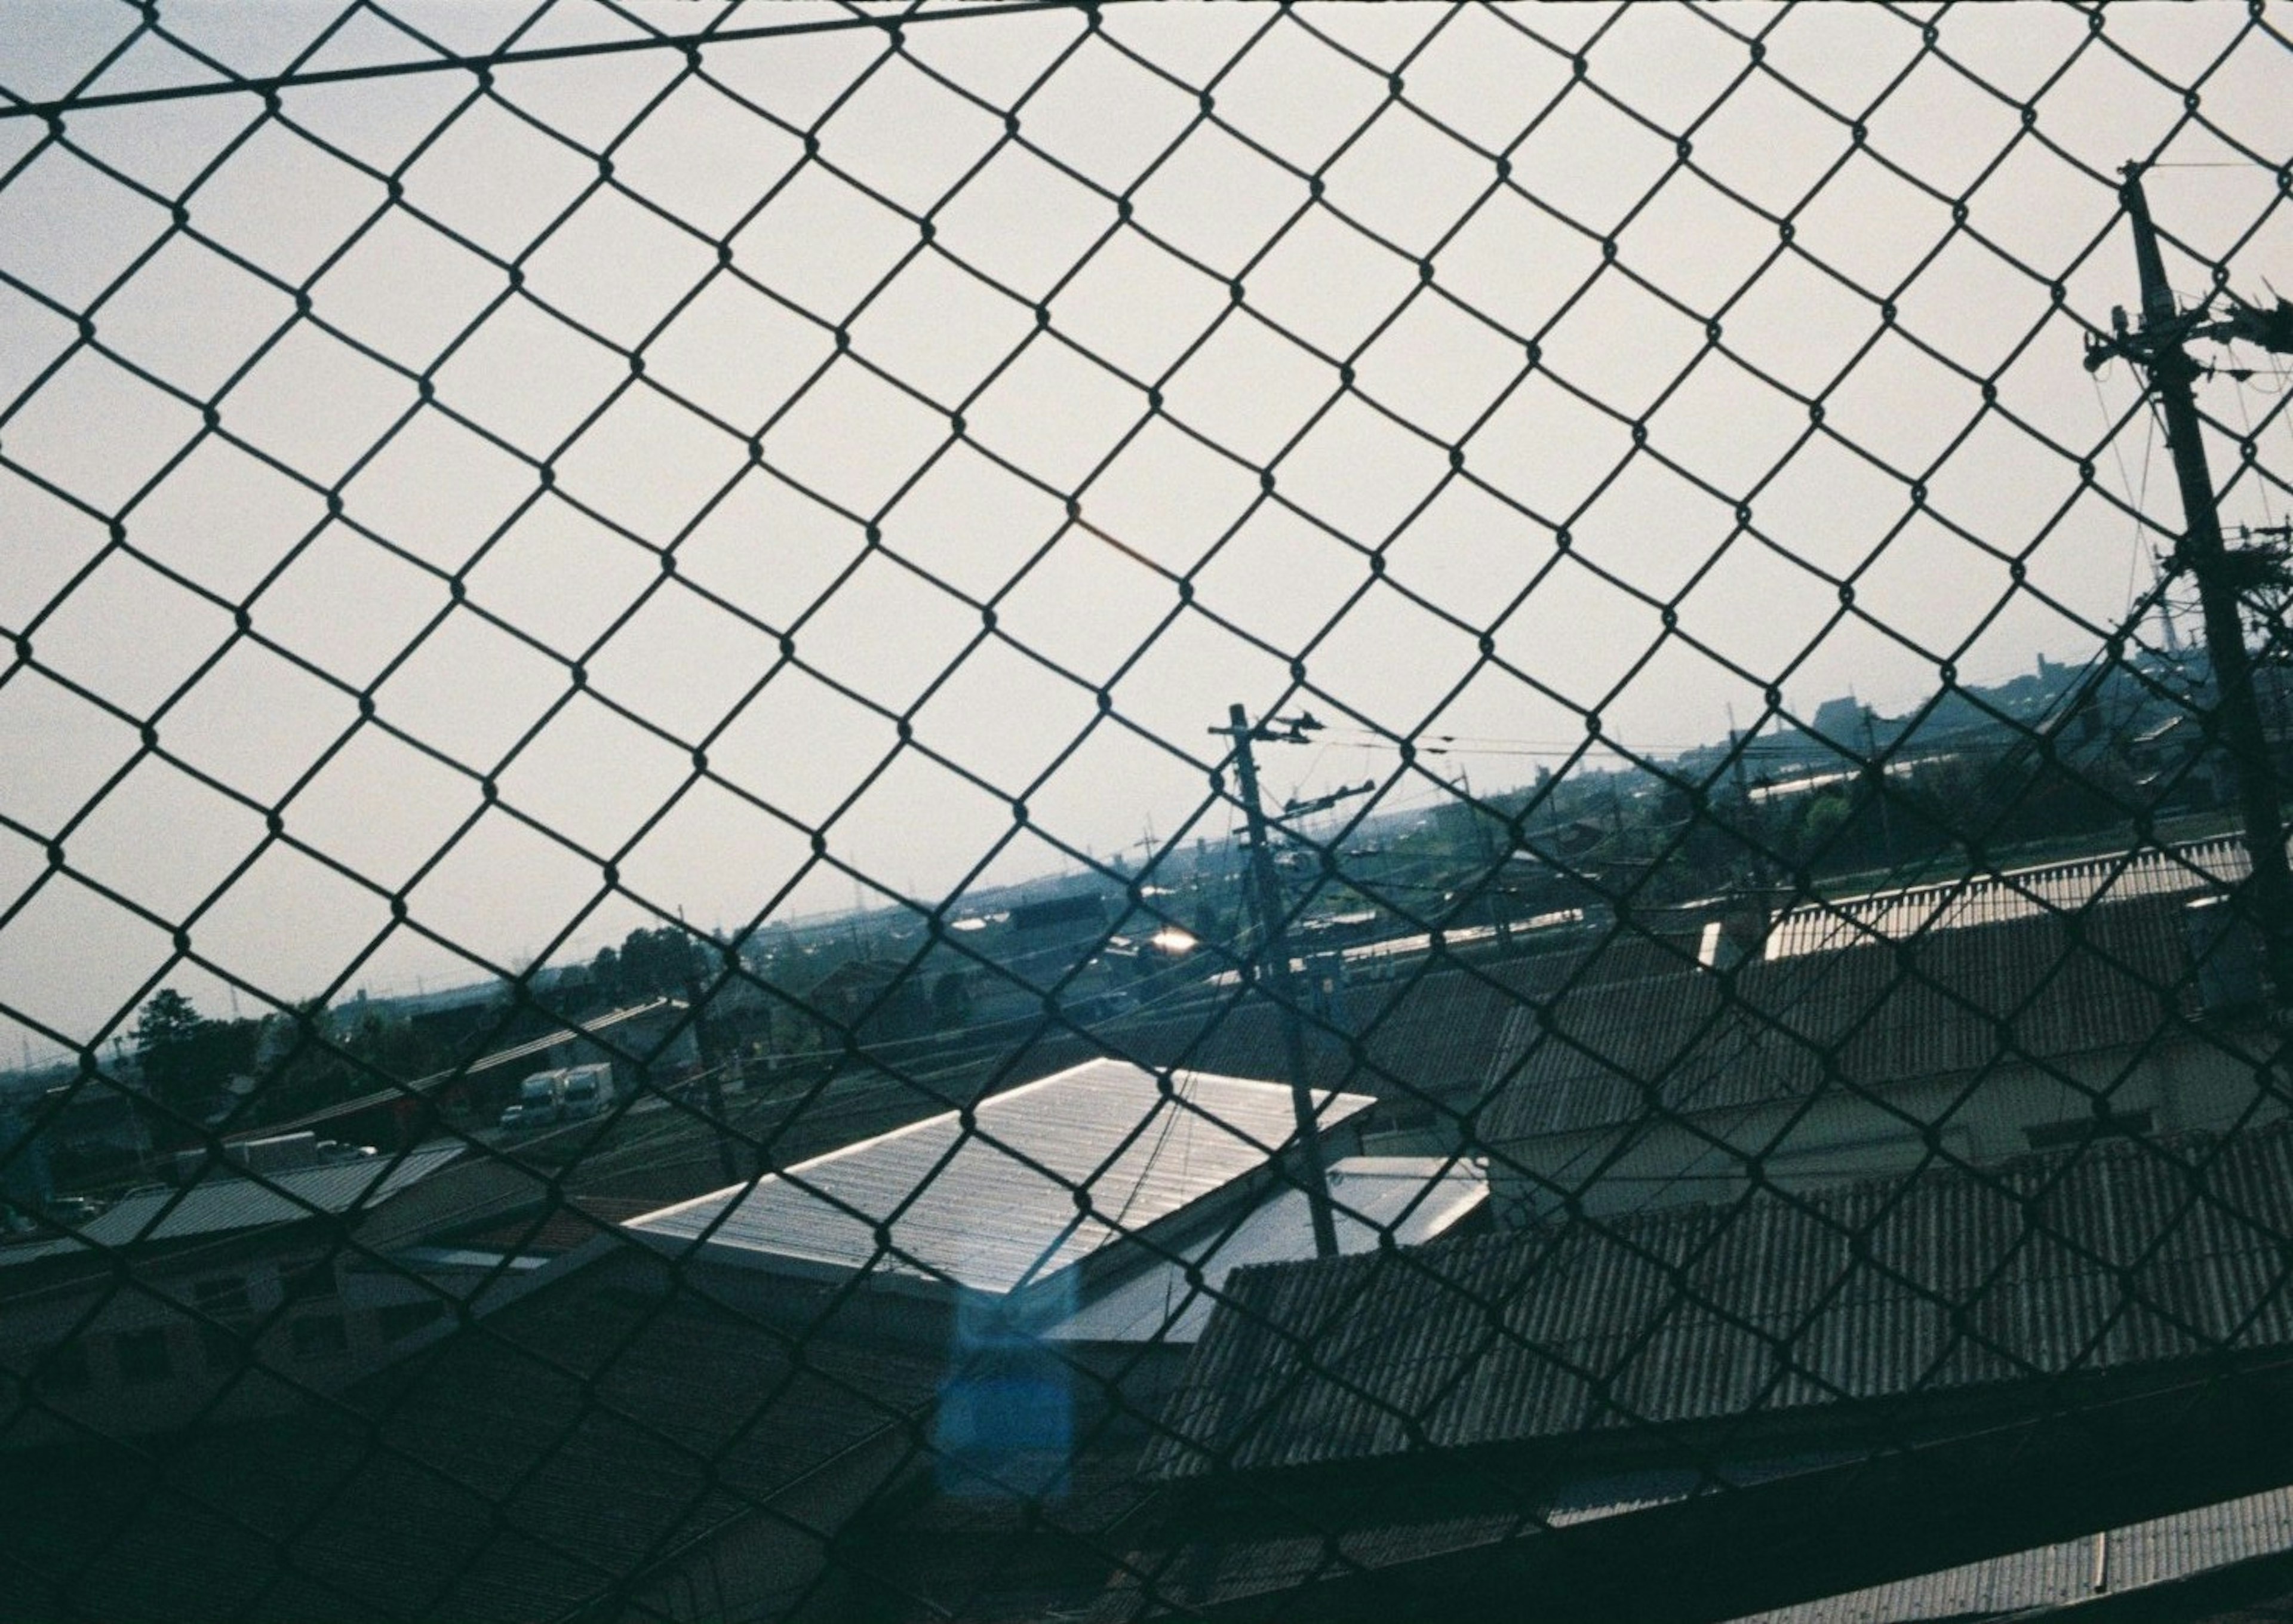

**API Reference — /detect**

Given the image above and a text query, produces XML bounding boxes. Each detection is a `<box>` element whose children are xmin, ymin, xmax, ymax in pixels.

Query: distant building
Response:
<box><xmin>0</xmin><ymin>1136</ymin><xmax>553</xmax><ymax>1447</ymax></box>
<box><xmin>802</xmin><ymin>955</ymin><xmax>931</xmax><ymax>1042</ymax></box>
<box><xmin>1478</xmin><ymin>890</ymin><xmax>2273</xmax><ymax>1225</ymax></box>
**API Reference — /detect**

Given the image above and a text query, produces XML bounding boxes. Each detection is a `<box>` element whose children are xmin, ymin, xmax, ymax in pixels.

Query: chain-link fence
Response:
<box><xmin>4</xmin><ymin>2</ymin><xmax>2293</xmax><ymax>1620</ymax></box>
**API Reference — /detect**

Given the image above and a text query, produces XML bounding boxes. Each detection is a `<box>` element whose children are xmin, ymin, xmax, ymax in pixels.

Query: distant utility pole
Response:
<box><xmin>1861</xmin><ymin>706</ymin><xmax>1899</xmax><ymax>872</ymax></box>
<box><xmin>1454</xmin><ymin>767</ymin><xmax>1512</xmax><ymax>950</ymax></box>
<box><xmin>2085</xmin><ymin>162</ymin><xmax>2293</xmax><ymax>999</ymax></box>
<box><xmin>679</xmin><ymin>915</ymin><xmax>740</xmax><ymax>1187</ymax></box>
<box><xmin>1726</xmin><ymin>704</ymin><xmax>1765</xmax><ymax>890</ymax></box>
<box><xmin>1212</xmin><ymin>702</ymin><xmax>1338</xmax><ymax>1259</ymax></box>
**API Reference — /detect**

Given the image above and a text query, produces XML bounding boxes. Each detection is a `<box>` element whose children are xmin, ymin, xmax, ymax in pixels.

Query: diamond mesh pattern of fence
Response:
<box><xmin>4</xmin><ymin>2</ymin><xmax>2293</xmax><ymax>1620</ymax></box>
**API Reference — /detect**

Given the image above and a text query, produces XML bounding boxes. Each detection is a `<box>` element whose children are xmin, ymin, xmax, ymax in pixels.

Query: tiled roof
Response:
<box><xmin>1483</xmin><ymin>894</ymin><xmax>2214</xmax><ymax>1143</ymax></box>
<box><xmin>1145</xmin><ymin>1122</ymin><xmax>2293</xmax><ymax>1481</ymax></box>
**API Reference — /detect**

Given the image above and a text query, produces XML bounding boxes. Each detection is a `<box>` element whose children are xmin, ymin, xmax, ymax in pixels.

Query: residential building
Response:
<box><xmin>0</xmin><ymin>1134</ymin><xmax>549</xmax><ymax>1448</ymax></box>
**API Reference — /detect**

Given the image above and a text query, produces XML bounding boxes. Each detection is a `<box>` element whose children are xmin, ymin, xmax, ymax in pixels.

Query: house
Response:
<box><xmin>1478</xmin><ymin>888</ymin><xmax>2273</xmax><ymax>1223</ymax></box>
<box><xmin>1105</xmin><ymin>1123</ymin><xmax>2293</xmax><ymax>1622</ymax></box>
<box><xmin>0</xmin><ymin>1134</ymin><xmax>554</xmax><ymax>1447</ymax></box>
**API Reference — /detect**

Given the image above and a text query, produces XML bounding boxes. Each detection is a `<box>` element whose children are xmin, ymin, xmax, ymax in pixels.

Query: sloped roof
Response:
<box><xmin>1484</xmin><ymin>894</ymin><xmax>2214</xmax><ymax>1143</ymax></box>
<box><xmin>625</xmin><ymin>1058</ymin><xmax>1375</xmax><ymax>1300</ymax></box>
<box><xmin>0</xmin><ymin>1142</ymin><xmax>464</xmax><ymax>1268</ymax></box>
<box><xmin>1044</xmin><ymin>1157</ymin><xmax>1486</xmax><ymax>1345</ymax></box>
<box><xmin>1764</xmin><ymin>838</ymin><xmax>2249</xmax><ymax>959</ymax></box>
<box><xmin>1145</xmin><ymin>1122</ymin><xmax>2293</xmax><ymax>1481</ymax></box>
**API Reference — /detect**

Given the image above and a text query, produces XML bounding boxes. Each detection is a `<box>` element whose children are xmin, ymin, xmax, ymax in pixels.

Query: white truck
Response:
<box><xmin>497</xmin><ymin>1064</ymin><xmax>614</xmax><ymax>1132</ymax></box>
<box><xmin>555</xmin><ymin>1063</ymin><xmax>614</xmax><ymax>1122</ymax></box>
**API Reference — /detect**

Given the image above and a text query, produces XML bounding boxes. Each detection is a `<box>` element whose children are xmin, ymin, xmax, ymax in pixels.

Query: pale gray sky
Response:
<box><xmin>1</xmin><ymin>0</ymin><xmax>2289</xmax><ymax>1059</ymax></box>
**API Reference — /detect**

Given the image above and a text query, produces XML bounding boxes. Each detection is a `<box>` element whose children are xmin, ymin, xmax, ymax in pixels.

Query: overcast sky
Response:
<box><xmin>1</xmin><ymin>0</ymin><xmax>2289</xmax><ymax>1060</ymax></box>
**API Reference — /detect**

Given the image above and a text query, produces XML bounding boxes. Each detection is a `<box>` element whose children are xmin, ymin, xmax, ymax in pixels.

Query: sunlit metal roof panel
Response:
<box><xmin>625</xmin><ymin>1057</ymin><xmax>1373</xmax><ymax>1300</ymax></box>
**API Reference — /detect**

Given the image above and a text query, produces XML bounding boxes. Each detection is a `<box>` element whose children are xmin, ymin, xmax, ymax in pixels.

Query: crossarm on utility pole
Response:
<box><xmin>2098</xmin><ymin>165</ymin><xmax>2293</xmax><ymax>1001</ymax></box>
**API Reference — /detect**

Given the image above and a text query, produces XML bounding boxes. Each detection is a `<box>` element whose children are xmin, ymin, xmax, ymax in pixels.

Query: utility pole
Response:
<box><xmin>1455</xmin><ymin>767</ymin><xmax>1512</xmax><ymax>951</ymax></box>
<box><xmin>1212</xmin><ymin>702</ymin><xmax>1338</xmax><ymax>1258</ymax></box>
<box><xmin>1725</xmin><ymin>704</ymin><xmax>1763</xmax><ymax>890</ymax></box>
<box><xmin>2085</xmin><ymin>162</ymin><xmax>2293</xmax><ymax>999</ymax></box>
<box><xmin>679</xmin><ymin>914</ymin><xmax>740</xmax><ymax>1187</ymax></box>
<box><xmin>1861</xmin><ymin>706</ymin><xmax>1899</xmax><ymax>871</ymax></box>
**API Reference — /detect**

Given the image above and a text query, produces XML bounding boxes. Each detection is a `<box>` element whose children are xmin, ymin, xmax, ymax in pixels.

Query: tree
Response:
<box><xmin>131</xmin><ymin>990</ymin><xmax>259</xmax><ymax>1119</ymax></box>
<box><xmin>589</xmin><ymin>945</ymin><xmax>622</xmax><ymax>1002</ymax></box>
<box><xmin>132</xmin><ymin>989</ymin><xmax>207</xmax><ymax>1112</ymax></box>
<box><xmin>612</xmin><ymin>927</ymin><xmax>711</xmax><ymax>1002</ymax></box>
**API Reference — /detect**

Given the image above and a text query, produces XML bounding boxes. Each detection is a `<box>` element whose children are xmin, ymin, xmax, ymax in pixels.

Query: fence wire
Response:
<box><xmin>3</xmin><ymin>1</ymin><xmax>2293</xmax><ymax>1621</ymax></box>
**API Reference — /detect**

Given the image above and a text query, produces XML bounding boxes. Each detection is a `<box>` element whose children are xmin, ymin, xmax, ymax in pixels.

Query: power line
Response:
<box><xmin>0</xmin><ymin>0</ymin><xmax>1114</xmax><ymax>122</ymax></box>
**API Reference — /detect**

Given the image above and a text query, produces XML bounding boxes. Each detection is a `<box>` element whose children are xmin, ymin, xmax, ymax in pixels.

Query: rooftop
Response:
<box><xmin>1146</xmin><ymin>1120</ymin><xmax>2293</xmax><ymax>1481</ymax></box>
<box><xmin>624</xmin><ymin>1057</ymin><xmax>1375</xmax><ymax>1302</ymax></box>
<box><xmin>1763</xmin><ymin>838</ymin><xmax>2250</xmax><ymax>959</ymax></box>
<box><xmin>0</xmin><ymin>1249</ymin><xmax>943</xmax><ymax>1623</ymax></box>
<box><xmin>1728</xmin><ymin>1485</ymin><xmax>2293</xmax><ymax>1624</ymax></box>
<box><xmin>1045</xmin><ymin>1156</ymin><xmax>1486</xmax><ymax>1345</ymax></box>
<box><xmin>0</xmin><ymin>1142</ymin><xmax>465</xmax><ymax>1268</ymax></box>
<box><xmin>1484</xmin><ymin>892</ymin><xmax>2216</xmax><ymax>1143</ymax></box>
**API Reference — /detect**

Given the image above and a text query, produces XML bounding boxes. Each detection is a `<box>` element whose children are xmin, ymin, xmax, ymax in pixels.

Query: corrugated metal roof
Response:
<box><xmin>1484</xmin><ymin>894</ymin><xmax>2217</xmax><ymax>1144</ymax></box>
<box><xmin>626</xmin><ymin>1058</ymin><xmax>1375</xmax><ymax>1300</ymax></box>
<box><xmin>0</xmin><ymin>1142</ymin><xmax>465</xmax><ymax>1266</ymax></box>
<box><xmin>1045</xmin><ymin>1157</ymin><xmax>1486</xmax><ymax>1344</ymax></box>
<box><xmin>1145</xmin><ymin>1122</ymin><xmax>2293</xmax><ymax>1480</ymax></box>
<box><xmin>1728</xmin><ymin>1487</ymin><xmax>2293</xmax><ymax>1623</ymax></box>
<box><xmin>1765</xmin><ymin>839</ymin><xmax>2248</xmax><ymax>959</ymax></box>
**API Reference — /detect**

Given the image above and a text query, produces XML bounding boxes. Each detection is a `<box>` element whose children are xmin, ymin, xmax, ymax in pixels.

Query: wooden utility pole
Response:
<box><xmin>2085</xmin><ymin>164</ymin><xmax>2293</xmax><ymax>999</ymax></box>
<box><xmin>1212</xmin><ymin>702</ymin><xmax>1338</xmax><ymax>1258</ymax></box>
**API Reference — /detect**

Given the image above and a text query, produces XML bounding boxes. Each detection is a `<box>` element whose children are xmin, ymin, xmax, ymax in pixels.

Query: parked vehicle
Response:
<box><xmin>498</xmin><ymin>1065</ymin><xmax>615</xmax><ymax>1132</ymax></box>
<box><xmin>499</xmin><ymin>1073</ymin><xmax>565</xmax><ymax>1132</ymax></box>
<box><xmin>556</xmin><ymin>1064</ymin><xmax>614</xmax><ymax>1122</ymax></box>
